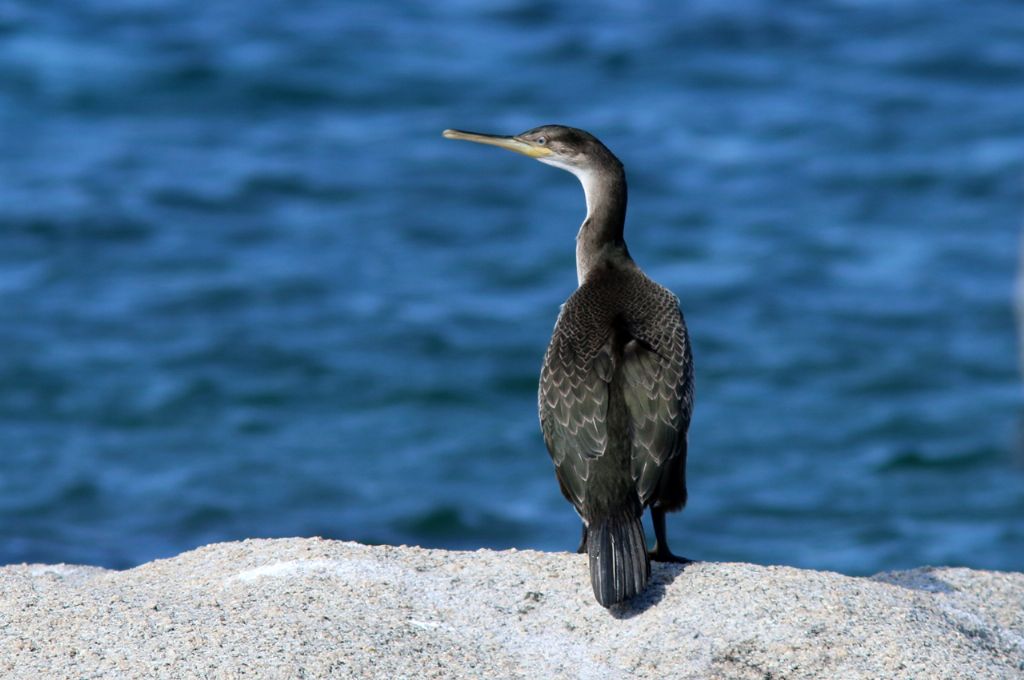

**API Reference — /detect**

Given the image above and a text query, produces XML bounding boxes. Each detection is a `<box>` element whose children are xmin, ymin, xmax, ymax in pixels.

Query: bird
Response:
<box><xmin>443</xmin><ymin>125</ymin><xmax>694</xmax><ymax>607</ymax></box>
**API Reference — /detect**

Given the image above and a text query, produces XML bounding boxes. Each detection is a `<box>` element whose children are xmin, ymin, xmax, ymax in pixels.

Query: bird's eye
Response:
<box><xmin>536</xmin><ymin>136</ymin><xmax>547</xmax><ymax>145</ymax></box>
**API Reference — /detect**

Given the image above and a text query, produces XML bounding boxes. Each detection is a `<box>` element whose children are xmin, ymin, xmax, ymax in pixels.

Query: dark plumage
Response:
<box><xmin>443</xmin><ymin>125</ymin><xmax>694</xmax><ymax>607</ymax></box>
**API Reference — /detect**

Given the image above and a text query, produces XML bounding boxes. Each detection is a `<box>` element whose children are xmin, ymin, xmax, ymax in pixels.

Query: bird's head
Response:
<box><xmin>442</xmin><ymin>124</ymin><xmax>622</xmax><ymax>180</ymax></box>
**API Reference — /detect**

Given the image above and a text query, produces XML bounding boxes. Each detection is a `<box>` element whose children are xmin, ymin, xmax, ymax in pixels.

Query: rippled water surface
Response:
<box><xmin>1</xmin><ymin>1</ymin><xmax>1023</xmax><ymax>573</ymax></box>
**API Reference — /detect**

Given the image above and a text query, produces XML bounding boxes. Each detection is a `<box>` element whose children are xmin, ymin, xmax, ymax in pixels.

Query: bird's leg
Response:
<box><xmin>576</xmin><ymin>523</ymin><xmax>587</xmax><ymax>554</ymax></box>
<box><xmin>648</xmin><ymin>507</ymin><xmax>691</xmax><ymax>564</ymax></box>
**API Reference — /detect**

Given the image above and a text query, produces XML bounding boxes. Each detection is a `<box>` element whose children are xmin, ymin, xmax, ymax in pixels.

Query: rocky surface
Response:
<box><xmin>1</xmin><ymin>538</ymin><xmax>1022</xmax><ymax>678</ymax></box>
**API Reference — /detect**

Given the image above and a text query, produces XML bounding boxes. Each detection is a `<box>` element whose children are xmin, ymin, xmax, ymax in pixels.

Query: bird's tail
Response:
<box><xmin>586</xmin><ymin>509</ymin><xmax>650</xmax><ymax>607</ymax></box>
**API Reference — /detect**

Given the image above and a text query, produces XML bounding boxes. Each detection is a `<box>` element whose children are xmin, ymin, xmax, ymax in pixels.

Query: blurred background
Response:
<box><xmin>0</xmin><ymin>0</ymin><xmax>1022</xmax><ymax>574</ymax></box>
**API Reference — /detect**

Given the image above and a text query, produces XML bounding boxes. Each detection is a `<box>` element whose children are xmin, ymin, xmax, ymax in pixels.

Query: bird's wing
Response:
<box><xmin>538</xmin><ymin>292</ymin><xmax>613</xmax><ymax>512</ymax></box>
<box><xmin>622</xmin><ymin>282</ymin><xmax>694</xmax><ymax>506</ymax></box>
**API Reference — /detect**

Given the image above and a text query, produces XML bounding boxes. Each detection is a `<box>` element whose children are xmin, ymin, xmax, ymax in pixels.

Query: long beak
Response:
<box><xmin>442</xmin><ymin>129</ymin><xmax>552</xmax><ymax>158</ymax></box>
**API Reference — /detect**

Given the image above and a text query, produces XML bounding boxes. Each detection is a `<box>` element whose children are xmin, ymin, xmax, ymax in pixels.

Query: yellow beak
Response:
<box><xmin>442</xmin><ymin>129</ymin><xmax>552</xmax><ymax>158</ymax></box>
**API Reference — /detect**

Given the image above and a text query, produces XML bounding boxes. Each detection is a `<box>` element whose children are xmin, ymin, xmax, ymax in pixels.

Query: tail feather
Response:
<box><xmin>587</xmin><ymin>511</ymin><xmax>650</xmax><ymax>607</ymax></box>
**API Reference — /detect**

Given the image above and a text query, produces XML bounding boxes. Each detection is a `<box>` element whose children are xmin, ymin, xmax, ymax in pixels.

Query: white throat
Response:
<box><xmin>571</xmin><ymin>169</ymin><xmax>600</xmax><ymax>284</ymax></box>
<box><xmin>539</xmin><ymin>158</ymin><xmax>600</xmax><ymax>285</ymax></box>
<box><xmin>540</xmin><ymin>157</ymin><xmax>599</xmax><ymax>219</ymax></box>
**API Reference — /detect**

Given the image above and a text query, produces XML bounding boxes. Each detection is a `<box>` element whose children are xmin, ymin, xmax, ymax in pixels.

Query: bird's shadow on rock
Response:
<box><xmin>607</xmin><ymin>561</ymin><xmax>694</xmax><ymax>619</ymax></box>
<box><xmin>870</xmin><ymin>569</ymin><xmax>956</xmax><ymax>594</ymax></box>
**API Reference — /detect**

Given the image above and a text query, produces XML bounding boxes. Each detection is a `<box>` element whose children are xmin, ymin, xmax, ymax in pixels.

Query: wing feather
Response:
<box><xmin>622</xmin><ymin>282</ymin><xmax>694</xmax><ymax>506</ymax></box>
<box><xmin>538</xmin><ymin>293</ymin><xmax>613</xmax><ymax>511</ymax></box>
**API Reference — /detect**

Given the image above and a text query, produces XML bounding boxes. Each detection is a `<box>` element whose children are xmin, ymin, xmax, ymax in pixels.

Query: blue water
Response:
<box><xmin>1</xmin><ymin>1</ymin><xmax>1023</xmax><ymax>574</ymax></box>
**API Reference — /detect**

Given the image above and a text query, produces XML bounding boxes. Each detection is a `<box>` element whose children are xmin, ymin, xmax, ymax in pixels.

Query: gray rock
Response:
<box><xmin>1</xmin><ymin>538</ymin><xmax>1021</xmax><ymax>678</ymax></box>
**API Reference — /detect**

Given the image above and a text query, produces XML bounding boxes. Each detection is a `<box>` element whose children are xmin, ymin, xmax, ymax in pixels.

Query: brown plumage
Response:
<box><xmin>444</xmin><ymin>125</ymin><xmax>695</xmax><ymax>607</ymax></box>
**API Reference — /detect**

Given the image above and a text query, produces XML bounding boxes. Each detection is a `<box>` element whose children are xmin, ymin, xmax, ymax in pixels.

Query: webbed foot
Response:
<box><xmin>648</xmin><ymin>545</ymin><xmax>692</xmax><ymax>564</ymax></box>
<box><xmin>648</xmin><ymin>506</ymin><xmax>692</xmax><ymax>564</ymax></box>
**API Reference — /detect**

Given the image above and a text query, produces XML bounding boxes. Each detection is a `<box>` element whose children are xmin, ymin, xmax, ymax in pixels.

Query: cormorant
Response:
<box><xmin>443</xmin><ymin>125</ymin><xmax>694</xmax><ymax>607</ymax></box>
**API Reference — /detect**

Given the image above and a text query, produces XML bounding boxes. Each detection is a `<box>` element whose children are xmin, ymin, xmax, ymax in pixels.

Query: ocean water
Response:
<box><xmin>1</xmin><ymin>0</ymin><xmax>1022</xmax><ymax>574</ymax></box>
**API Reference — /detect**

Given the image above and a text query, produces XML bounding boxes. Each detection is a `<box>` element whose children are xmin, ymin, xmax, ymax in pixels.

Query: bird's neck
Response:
<box><xmin>575</xmin><ymin>165</ymin><xmax>629</xmax><ymax>285</ymax></box>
